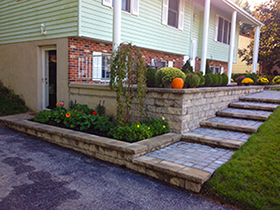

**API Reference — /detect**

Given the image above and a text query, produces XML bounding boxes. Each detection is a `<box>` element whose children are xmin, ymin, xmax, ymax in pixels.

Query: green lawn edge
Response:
<box><xmin>204</xmin><ymin>106</ymin><xmax>280</xmax><ymax>210</ymax></box>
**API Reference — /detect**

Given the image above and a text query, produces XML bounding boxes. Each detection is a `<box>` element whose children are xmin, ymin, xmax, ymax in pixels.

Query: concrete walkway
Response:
<box><xmin>0</xmin><ymin>125</ymin><xmax>232</xmax><ymax>210</ymax></box>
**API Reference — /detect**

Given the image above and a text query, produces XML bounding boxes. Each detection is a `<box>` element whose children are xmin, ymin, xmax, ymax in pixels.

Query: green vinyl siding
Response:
<box><xmin>205</xmin><ymin>8</ymin><xmax>239</xmax><ymax>63</ymax></box>
<box><xmin>191</xmin><ymin>8</ymin><xmax>202</xmax><ymax>58</ymax></box>
<box><xmin>0</xmin><ymin>0</ymin><xmax>78</xmax><ymax>44</ymax></box>
<box><xmin>80</xmin><ymin>0</ymin><xmax>192</xmax><ymax>55</ymax></box>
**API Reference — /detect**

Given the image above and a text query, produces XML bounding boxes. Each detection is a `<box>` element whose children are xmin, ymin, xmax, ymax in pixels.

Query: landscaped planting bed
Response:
<box><xmin>33</xmin><ymin>102</ymin><xmax>169</xmax><ymax>143</ymax></box>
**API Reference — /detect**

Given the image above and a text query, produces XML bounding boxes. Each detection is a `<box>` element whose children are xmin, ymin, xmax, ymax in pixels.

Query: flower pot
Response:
<box><xmin>237</xmin><ymin>82</ymin><xmax>242</xmax><ymax>86</ymax></box>
<box><xmin>190</xmin><ymin>86</ymin><xmax>196</xmax><ymax>88</ymax></box>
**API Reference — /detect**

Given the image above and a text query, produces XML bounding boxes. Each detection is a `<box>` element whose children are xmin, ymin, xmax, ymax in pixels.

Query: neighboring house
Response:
<box><xmin>232</xmin><ymin>34</ymin><xmax>260</xmax><ymax>74</ymax></box>
<box><xmin>0</xmin><ymin>0</ymin><xmax>263</xmax><ymax>111</ymax></box>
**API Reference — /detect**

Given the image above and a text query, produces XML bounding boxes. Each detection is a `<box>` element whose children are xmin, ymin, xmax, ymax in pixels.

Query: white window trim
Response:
<box><xmin>102</xmin><ymin>0</ymin><xmax>139</xmax><ymax>16</ymax></box>
<box><xmin>210</xmin><ymin>66</ymin><xmax>221</xmax><ymax>74</ymax></box>
<box><xmin>92</xmin><ymin>51</ymin><xmax>111</xmax><ymax>81</ymax></box>
<box><xmin>162</xmin><ymin>0</ymin><xmax>184</xmax><ymax>30</ymax></box>
<box><xmin>215</xmin><ymin>15</ymin><xmax>231</xmax><ymax>45</ymax></box>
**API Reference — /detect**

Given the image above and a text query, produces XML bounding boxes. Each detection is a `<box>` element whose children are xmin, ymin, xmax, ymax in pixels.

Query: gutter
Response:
<box><xmin>222</xmin><ymin>0</ymin><xmax>264</xmax><ymax>27</ymax></box>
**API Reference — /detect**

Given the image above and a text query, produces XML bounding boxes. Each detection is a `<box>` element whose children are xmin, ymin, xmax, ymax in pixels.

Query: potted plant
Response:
<box><xmin>256</xmin><ymin>77</ymin><xmax>270</xmax><ymax>85</ymax></box>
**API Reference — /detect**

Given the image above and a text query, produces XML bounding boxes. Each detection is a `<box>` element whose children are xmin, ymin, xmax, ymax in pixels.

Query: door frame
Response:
<box><xmin>42</xmin><ymin>46</ymin><xmax>56</xmax><ymax>110</ymax></box>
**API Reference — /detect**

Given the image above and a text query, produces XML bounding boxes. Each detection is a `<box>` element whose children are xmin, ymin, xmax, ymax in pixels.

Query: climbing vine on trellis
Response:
<box><xmin>110</xmin><ymin>43</ymin><xmax>147</xmax><ymax>126</ymax></box>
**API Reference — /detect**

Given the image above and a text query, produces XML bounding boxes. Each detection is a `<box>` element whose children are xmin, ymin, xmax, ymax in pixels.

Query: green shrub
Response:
<box><xmin>272</xmin><ymin>76</ymin><xmax>280</xmax><ymax>84</ymax></box>
<box><xmin>204</xmin><ymin>74</ymin><xmax>213</xmax><ymax>87</ymax></box>
<box><xmin>221</xmin><ymin>73</ymin><xmax>229</xmax><ymax>86</ymax></box>
<box><xmin>181</xmin><ymin>59</ymin><xmax>193</xmax><ymax>74</ymax></box>
<box><xmin>211</xmin><ymin>74</ymin><xmax>218</xmax><ymax>86</ymax></box>
<box><xmin>34</xmin><ymin>110</ymin><xmax>52</xmax><ymax>123</ymax></box>
<box><xmin>155</xmin><ymin>67</ymin><xmax>186</xmax><ymax>87</ymax></box>
<box><xmin>205</xmin><ymin>59</ymin><xmax>211</xmax><ymax>74</ymax></box>
<box><xmin>216</xmin><ymin>74</ymin><xmax>223</xmax><ymax>86</ymax></box>
<box><xmin>72</xmin><ymin>104</ymin><xmax>91</xmax><ymax>114</ymax></box>
<box><xmin>92</xmin><ymin>114</ymin><xmax>114</xmax><ymax>132</ymax></box>
<box><xmin>247</xmin><ymin>73</ymin><xmax>259</xmax><ymax>83</ymax></box>
<box><xmin>184</xmin><ymin>73</ymin><xmax>201</xmax><ymax>88</ymax></box>
<box><xmin>196</xmin><ymin>72</ymin><xmax>205</xmax><ymax>87</ymax></box>
<box><xmin>146</xmin><ymin>67</ymin><xmax>157</xmax><ymax>87</ymax></box>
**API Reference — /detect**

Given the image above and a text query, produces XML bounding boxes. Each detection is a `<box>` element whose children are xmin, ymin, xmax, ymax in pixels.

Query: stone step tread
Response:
<box><xmin>206</xmin><ymin>117</ymin><xmax>263</xmax><ymax>128</ymax></box>
<box><xmin>240</xmin><ymin>95</ymin><xmax>280</xmax><ymax>104</ymax></box>
<box><xmin>220</xmin><ymin>108</ymin><xmax>273</xmax><ymax>116</ymax></box>
<box><xmin>216</xmin><ymin>108</ymin><xmax>271</xmax><ymax>121</ymax></box>
<box><xmin>182</xmin><ymin>133</ymin><xmax>244</xmax><ymax>150</ymax></box>
<box><xmin>187</xmin><ymin>128</ymin><xmax>251</xmax><ymax>142</ymax></box>
<box><xmin>229</xmin><ymin>101</ymin><xmax>279</xmax><ymax>111</ymax></box>
<box><xmin>200</xmin><ymin>121</ymin><xmax>258</xmax><ymax>133</ymax></box>
<box><xmin>135</xmin><ymin>142</ymin><xmax>234</xmax><ymax>179</ymax></box>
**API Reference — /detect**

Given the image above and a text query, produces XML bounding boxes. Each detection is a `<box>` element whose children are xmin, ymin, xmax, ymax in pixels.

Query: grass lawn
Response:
<box><xmin>0</xmin><ymin>82</ymin><xmax>28</xmax><ymax>116</ymax></box>
<box><xmin>204</xmin><ymin>106</ymin><xmax>280</xmax><ymax>209</ymax></box>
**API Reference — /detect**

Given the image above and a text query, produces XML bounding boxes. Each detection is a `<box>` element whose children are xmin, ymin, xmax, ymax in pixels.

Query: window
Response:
<box><xmin>103</xmin><ymin>0</ymin><xmax>139</xmax><ymax>15</ymax></box>
<box><xmin>151</xmin><ymin>59</ymin><xmax>167</xmax><ymax>70</ymax></box>
<box><xmin>210</xmin><ymin>66</ymin><xmax>220</xmax><ymax>74</ymax></box>
<box><xmin>216</xmin><ymin>16</ymin><xmax>231</xmax><ymax>45</ymax></box>
<box><xmin>92</xmin><ymin>52</ymin><xmax>111</xmax><ymax>80</ymax></box>
<box><xmin>162</xmin><ymin>0</ymin><xmax>184</xmax><ymax>30</ymax></box>
<box><xmin>168</xmin><ymin>0</ymin><xmax>179</xmax><ymax>28</ymax></box>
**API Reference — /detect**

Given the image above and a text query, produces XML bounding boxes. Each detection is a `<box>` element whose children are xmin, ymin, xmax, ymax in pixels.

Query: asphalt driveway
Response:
<box><xmin>0</xmin><ymin>124</ymin><xmax>233</xmax><ymax>210</ymax></box>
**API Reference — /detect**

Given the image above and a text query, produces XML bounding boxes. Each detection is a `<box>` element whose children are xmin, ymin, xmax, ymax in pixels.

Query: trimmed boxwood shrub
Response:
<box><xmin>146</xmin><ymin>67</ymin><xmax>157</xmax><ymax>87</ymax></box>
<box><xmin>196</xmin><ymin>71</ymin><xmax>205</xmax><ymax>87</ymax></box>
<box><xmin>184</xmin><ymin>73</ymin><xmax>201</xmax><ymax>88</ymax></box>
<box><xmin>155</xmin><ymin>67</ymin><xmax>186</xmax><ymax>87</ymax></box>
<box><xmin>221</xmin><ymin>73</ymin><xmax>229</xmax><ymax>86</ymax></box>
<box><xmin>182</xmin><ymin>59</ymin><xmax>193</xmax><ymax>74</ymax></box>
<box><xmin>211</xmin><ymin>74</ymin><xmax>218</xmax><ymax>86</ymax></box>
<box><xmin>204</xmin><ymin>74</ymin><xmax>213</xmax><ymax>87</ymax></box>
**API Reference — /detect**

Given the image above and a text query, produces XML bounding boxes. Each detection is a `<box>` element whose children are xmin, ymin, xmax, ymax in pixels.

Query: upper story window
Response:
<box><xmin>162</xmin><ymin>0</ymin><xmax>185</xmax><ymax>30</ymax></box>
<box><xmin>168</xmin><ymin>0</ymin><xmax>179</xmax><ymax>28</ymax></box>
<box><xmin>103</xmin><ymin>0</ymin><xmax>139</xmax><ymax>16</ymax></box>
<box><xmin>216</xmin><ymin>16</ymin><xmax>231</xmax><ymax>45</ymax></box>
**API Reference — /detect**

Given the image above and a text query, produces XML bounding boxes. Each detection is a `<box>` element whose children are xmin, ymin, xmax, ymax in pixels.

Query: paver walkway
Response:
<box><xmin>138</xmin><ymin>90</ymin><xmax>280</xmax><ymax>192</ymax></box>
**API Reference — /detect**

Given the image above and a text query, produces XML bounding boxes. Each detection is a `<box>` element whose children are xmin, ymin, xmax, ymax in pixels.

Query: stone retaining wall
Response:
<box><xmin>70</xmin><ymin>84</ymin><xmax>269</xmax><ymax>134</ymax></box>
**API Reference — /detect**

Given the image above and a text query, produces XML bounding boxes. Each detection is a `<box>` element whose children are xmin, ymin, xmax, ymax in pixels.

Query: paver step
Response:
<box><xmin>187</xmin><ymin>127</ymin><xmax>251</xmax><ymax>143</ymax></box>
<box><xmin>239</xmin><ymin>90</ymin><xmax>280</xmax><ymax>104</ymax></box>
<box><xmin>229</xmin><ymin>101</ymin><xmax>279</xmax><ymax>111</ymax></box>
<box><xmin>182</xmin><ymin>132</ymin><xmax>243</xmax><ymax>150</ymax></box>
<box><xmin>133</xmin><ymin>142</ymin><xmax>234</xmax><ymax>193</ymax></box>
<box><xmin>200</xmin><ymin>117</ymin><xmax>263</xmax><ymax>133</ymax></box>
<box><xmin>216</xmin><ymin>108</ymin><xmax>272</xmax><ymax>121</ymax></box>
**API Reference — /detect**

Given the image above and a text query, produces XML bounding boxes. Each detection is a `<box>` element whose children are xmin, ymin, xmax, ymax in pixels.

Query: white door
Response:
<box><xmin>190</xmin><ymin>38</ymin><xmax>197</xmax><ymax>71</ymax></box>
<box><xmin>42</xmin><ymin>47</ymin><xmax>56</xmax><ymax>109</ymax></box>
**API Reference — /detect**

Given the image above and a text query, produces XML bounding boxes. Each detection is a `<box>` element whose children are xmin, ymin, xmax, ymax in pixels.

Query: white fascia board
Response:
<box><xmin>222</xmin><ymin>0</ymin><xmax>264</xmax><ymax>27</ymax></box>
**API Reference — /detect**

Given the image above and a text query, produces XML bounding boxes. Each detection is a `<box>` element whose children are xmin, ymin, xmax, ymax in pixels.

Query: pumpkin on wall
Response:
<box><xmin>171</xmin><ymin>77</ymin><xmax>184</xmax><ymax>89</ymax></box>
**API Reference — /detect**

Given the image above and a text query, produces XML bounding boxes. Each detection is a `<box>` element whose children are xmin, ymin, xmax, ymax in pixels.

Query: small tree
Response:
<box><xmin>182</xmin><ymin>59</ymin><xmax>193</xmax><ymax>74</ymax></box>
<box><xmin>110</xmin><ymin>43</ymin><xmax>147</xmax><ymax>126</ymax></box>
<box><xmin>205</xmin><ymin>59</ymin><xmax>212</xmax><ymax>74</ymax></box>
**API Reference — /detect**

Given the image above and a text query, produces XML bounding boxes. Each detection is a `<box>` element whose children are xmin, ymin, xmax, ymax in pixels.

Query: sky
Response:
<box><xmin>249</xmin><ymin>0</ymin><xmax>269</xmax><ymax>8</ymax></box>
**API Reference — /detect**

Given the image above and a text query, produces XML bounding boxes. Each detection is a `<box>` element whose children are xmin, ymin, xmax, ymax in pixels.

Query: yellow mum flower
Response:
<box><xmin>162</xmin><ymin>116</ymin><xmax>165</xmax><ymax>120</ymax></box>
<box><xmin>148</xmin><ymin>127</ymin><xmax>150</xmax><ymax>130</ymax></box>
<box><xmin>163</xmin><ymin>125</ymin><xmax>166</xmax><ymax>128</ymax></box>
<box><xmin>137</xmin><ymin>124</ymin><xmax>140</xmax><ymax>128</ymax></box>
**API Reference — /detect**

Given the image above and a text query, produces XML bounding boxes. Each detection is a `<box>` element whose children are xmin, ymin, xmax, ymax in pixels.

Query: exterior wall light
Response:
<box><xmin>40</xmin><ymin>23</ymin><xmax>47</xmax><ymax>35</ymax></box>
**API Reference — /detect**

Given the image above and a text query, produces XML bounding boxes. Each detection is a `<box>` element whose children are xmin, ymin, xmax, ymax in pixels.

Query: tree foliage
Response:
<box><xmin>238</xmin><ymin>0</ymin><xmax>280</xmax><ymax>72</ymax></box>
<box><xmin>234</xmin><ymin>0</ymin><xmax>254</xmax><ymax>35</ymax></box>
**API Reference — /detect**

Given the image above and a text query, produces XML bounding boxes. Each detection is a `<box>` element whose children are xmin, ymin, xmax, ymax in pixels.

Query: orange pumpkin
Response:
<box><xmin>171</xmin><ymin>77</ymin><xmax>184</xmax><ymax>89</ymax></box>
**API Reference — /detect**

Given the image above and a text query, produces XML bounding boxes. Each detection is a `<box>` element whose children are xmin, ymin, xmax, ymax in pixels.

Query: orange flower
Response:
<box><xmin>56</xmin><ymin>103</ymin><xmax>59</xmax><ymax>106</ymax></box>
<box><xmin>66</xmin><ymin>113</ymin><xmax>71</xmax><ymax>118</ymax></box>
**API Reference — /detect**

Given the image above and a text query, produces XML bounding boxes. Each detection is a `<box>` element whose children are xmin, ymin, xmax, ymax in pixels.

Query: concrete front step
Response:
<box><xmin>216</xmin><ymin>108</ymin><xmax>272</xmax><ymax>121</ymax></box>
<box><xmin>134</xmin><ymin>142</ymin><xmax>234</xmax><ymax>193</ymax></box>
<box><xmin>229</xmin><ymin>101</ymin><xmax>279</xmax><ymax>111</ymax></box>
<box><xmin>182</xmin><ymin>133</ymin><xmax>244</xmax><ymax>150</ymax></box>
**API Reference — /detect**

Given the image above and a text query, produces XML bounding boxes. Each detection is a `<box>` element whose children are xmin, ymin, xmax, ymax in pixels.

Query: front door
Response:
<box><xmin>43</xmin><ymin>48</ymin><xmax>57</xmax><ymax>109</ymax></box>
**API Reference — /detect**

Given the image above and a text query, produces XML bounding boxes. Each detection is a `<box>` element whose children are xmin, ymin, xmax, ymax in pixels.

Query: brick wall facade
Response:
<box><xmin>194</xmin><ymin>58</ymin><xmax>228</xmax><ymax>74</ymax></box>
<box><xmin>68</xmin><ymin>37</ymin><xmax>185</xmax><ymax>83</ymax></box>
